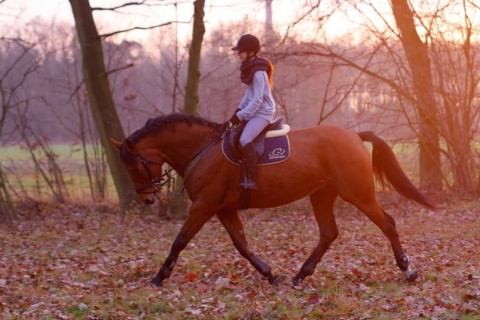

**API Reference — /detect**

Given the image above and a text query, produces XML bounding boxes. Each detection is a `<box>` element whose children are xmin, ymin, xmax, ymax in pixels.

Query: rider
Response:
<box><xmin>227</xmin><ymin>34</ymin><xmax>276</xmax><ymax>190</ymax></box>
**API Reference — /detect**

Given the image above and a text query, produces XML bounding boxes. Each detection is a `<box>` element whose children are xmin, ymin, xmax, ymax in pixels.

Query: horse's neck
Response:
<box><xmin>151</xmin><ymin>126</ymin><xmax>211</xmax><ymax>171</ymax></box>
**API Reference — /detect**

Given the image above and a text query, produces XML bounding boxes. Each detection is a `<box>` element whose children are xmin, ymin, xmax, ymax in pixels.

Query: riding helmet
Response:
<box><xmin>232</xmin><ymin>34</ymin><xmax>260</xmax><ymax>53</ymax></box>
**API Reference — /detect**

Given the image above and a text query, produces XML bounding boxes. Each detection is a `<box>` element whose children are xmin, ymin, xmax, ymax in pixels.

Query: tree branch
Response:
<box><xmin>91</xmin><ymin>1</ymin><xmax>192</xmax><ymax>12</ymax></box>
<box><xmin>99</xmin><ymin>20</ymin><xmax>190</xmax><ymax>39</ymax></box>
<box><xmin>106</xmin><ymin>63</ymin><xmax>134</xmax><ymax>76</ymax></box>
<box><xmin>91</xmin><ymin>1</ymin><xmax>148</xmax><ymax>11</ymax></box>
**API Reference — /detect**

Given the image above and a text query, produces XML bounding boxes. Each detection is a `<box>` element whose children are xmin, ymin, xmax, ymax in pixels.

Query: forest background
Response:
<box><xmin>1</xmin><ymin>1</ymin><xmax>479</xmax><ymax>319</ymax></box>
<box><xmin>1</xmin><ymin>0</ymin><xmax>480</xmax><ymax>220</ymax></box>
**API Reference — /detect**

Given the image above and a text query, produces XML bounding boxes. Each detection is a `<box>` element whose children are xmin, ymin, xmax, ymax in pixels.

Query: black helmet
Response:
<box><xmin>232</xmin><ymin>34</ymin><xmax>260</xmax><ymax>53</ymax></box>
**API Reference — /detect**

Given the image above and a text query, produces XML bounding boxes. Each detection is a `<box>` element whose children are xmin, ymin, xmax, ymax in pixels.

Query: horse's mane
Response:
<box><xmin>120</xmin><ymin>114</ymin><xmax>216</xmax><ymax>165</ymax></box>
<box><xmin>127</xmin><ymin>113</ymin><xmax>216</xmax><ymax>144</ymax></box>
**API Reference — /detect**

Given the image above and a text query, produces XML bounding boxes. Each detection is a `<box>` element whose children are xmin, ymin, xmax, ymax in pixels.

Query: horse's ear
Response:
<box><xmin>110</xmin><ymin>138</ymin><xmax>123</xmax><ymax>151</ymax></box>
<box><xmin>125</xmin><ymin>138</ymin><xmax>136</xmax><ymax>154</ymax></box>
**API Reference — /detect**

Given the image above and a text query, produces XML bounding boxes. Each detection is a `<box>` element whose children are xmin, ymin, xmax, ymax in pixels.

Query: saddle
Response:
<box><xmin>222</xmin><ymin>117</ymin><xmax>290</xmax><ymax>165</ymax></box>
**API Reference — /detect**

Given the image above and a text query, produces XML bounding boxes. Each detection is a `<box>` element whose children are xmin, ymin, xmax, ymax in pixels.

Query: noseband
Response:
<box><xmin>133</xmin><ymin>151</ymin><xmax>174</xmax><ymax>195</ymax></box>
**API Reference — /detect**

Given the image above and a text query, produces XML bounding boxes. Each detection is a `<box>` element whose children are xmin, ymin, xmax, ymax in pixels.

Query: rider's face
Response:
<box><xmin>237</xmin><ymin>51</ymin><xmax>251</xmax><ymax>62</ymax></box>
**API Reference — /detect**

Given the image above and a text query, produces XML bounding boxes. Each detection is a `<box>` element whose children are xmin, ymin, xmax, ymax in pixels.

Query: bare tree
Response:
<box><xmin>390</xmin><ymin>0</ymin><xmax>442</xmax><ymax>190</ymax></box>
<box><xmin>183</xmin><ymin>0</ymin><xmax>206</xmax><ymax>115</ymax></box>
<box><xmin>0</xmin><ymin>35</ymin><xmax>40</xmax><ymax>222</ymax></box>
<box><xmin>167</xmin><ymin>0</ymin><xmax>206</xmax><ymax>219</ymax></box>
<box><xmin>68</xmin><ymin>0</ymin><xmax>137</xmax><ymax>211</ymax></box>
<box><xmin>280</xmin><ymin>0</ymin><xmax>480</xmax><ymax>193</ymax></box>
<box><xmin>424</xmin><ymin>1</ymin><xmax>480</xmax><ymax>192</ymax></box>
<box><xmin>349</xmin><ymin>0</ymin><xmax>480</xmax><ymax>192</ymax></box>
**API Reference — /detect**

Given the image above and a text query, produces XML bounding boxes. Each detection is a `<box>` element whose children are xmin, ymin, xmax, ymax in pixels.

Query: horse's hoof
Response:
<box><xmin>268</xmin><ymin>275</ymin><xmax>280</xmax><ymax>285</ymax></box>
<box><xmin>406</xmin><ymin>270</ymin><xmax>418</xmax><ymax>282</ymax></box>
<box><xmin>150</xmin><ymin>278</ymin><xmax>164</xmax><ymax>287</ymax></box>
<box><xmin>291</xmin><ymin>277</ymin><xmax>302</xmax><ymax>287</ymax></box>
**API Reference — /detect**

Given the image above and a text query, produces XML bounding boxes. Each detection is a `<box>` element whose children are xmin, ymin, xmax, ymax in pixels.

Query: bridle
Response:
<box><xmin>133</xmin><ymin>151</ymin><xmax>174</xmax><ymax>195</ymax></box>
<box><xmin>129</xmin><ymin>126</ymin><xmax>228</xmax><ymax>197</ymax></box>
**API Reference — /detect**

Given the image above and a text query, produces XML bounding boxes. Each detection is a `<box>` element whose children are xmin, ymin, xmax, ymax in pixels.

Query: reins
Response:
<box><xmin>132</xmin><ymin>124</ymin><xmax>230</xmax><ymax>196</ymax></box>
<box><xmin>182</xmin><ymin>135</ymin><xmax>223</xmax><ymax>182</ymax></box>
<box><xmin>178</xmin><ymin>124</ymin><xmax>230</xmax><ymax>180</ymax></box>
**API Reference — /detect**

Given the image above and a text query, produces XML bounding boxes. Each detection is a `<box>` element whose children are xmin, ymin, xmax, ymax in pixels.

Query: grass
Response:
<box><xmin>1</xmin><ymin>143</ymin><xmax>117</xmax><ymax>201</ymax></box>
<box><xmin>1</xmin><ymin>144</ymin><xmax>87</xmax><ymax>161</ymax></box>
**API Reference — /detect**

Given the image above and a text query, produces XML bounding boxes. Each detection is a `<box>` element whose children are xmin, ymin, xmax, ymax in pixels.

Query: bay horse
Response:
<box><xmin>110</xmin><ymin>113</ymin><xmax>435</xmax><ymax>287</ymax></box>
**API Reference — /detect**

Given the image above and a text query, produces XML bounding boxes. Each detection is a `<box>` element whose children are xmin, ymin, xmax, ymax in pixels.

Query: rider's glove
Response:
<box><xmin>229</xmin><ymin>113</ymin><xmax>240</xmax><ymax>126</ymax></box>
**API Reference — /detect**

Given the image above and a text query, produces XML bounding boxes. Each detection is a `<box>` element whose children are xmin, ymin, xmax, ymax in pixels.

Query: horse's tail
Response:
<box><xmin>358</xmin><ymin>131</ymin><xmax>435</xmax><ymax>209</ymax></box>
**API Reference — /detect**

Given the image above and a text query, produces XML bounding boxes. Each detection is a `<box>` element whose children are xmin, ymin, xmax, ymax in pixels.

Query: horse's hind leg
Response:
<box><xmin>217</xmin><ymin>209</ymin><xmax>279</xmax><ymax>284</ymax></box>
<box><xmin>353</xmin><ymin>199</ymin><xmax>418</xmax><ymax>282</ymax></box>
<box><xmin>293</xmin><ymin>188</ymin><xmax>339</xmax><ymax>286</ymax></box>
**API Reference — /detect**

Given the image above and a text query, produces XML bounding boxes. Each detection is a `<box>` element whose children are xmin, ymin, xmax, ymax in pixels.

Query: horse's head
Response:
<box><xmin>110</xmin><ymin>113</ymin><xmax>222</xmax><ymax>204</ymax></box>
<box><xmin>110</xmin><ymin>138</ymin><xmax>173</xmax><ymax>204</ymax></box>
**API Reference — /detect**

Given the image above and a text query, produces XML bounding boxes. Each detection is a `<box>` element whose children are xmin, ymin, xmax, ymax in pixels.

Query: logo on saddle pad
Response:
<box><xmin>268</xmin><ymin>147</ymin><xmax>286</xmax><ymax>160</ymax></box>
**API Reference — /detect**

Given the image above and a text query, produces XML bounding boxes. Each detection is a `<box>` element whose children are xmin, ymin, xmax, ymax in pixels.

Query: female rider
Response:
<box><xmin>227</xmin><ymin>34</ymin><xmax>276</xmax><ymax>190</ymax></box>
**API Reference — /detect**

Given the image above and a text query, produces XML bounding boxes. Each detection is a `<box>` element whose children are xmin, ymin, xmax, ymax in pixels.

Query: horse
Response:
<box><xmin>110</xmin><ymin>113</ymin><xmax>435</xmax><ymax>287</ymax></box>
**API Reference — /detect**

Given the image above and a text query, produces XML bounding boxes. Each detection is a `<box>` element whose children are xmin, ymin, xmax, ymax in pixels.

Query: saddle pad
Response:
<box><xmin>222</xmin><ymin>135</ymin><xmax>290</xmax><ymax>166</ymax></box>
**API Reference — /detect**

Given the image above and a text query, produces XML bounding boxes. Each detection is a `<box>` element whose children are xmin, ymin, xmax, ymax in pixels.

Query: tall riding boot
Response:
<box><xmin>240</xmin><ymin>142</ymin><xmax>258</xmax><ymax>190</ymax></box>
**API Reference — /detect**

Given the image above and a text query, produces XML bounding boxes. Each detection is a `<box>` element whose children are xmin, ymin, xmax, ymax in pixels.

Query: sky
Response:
<box><xmin>1</xmin><ymin>0</ymin><xmax>357</xmax><ymax>48</ymax></box>
<box><xmin>3</xmin><ymin>0</ymin><xmax>474</xmax><ymax>50</ymax></box>
<box><xmin>2</xmin><ymin>1</ymin><xmax>291</xmax><ymax>36</ymax></box>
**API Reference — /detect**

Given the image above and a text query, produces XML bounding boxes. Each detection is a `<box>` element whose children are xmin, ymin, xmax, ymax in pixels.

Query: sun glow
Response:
<box><xmin>2</xmin><ymin>0</ymin><xmax>478</xmax><ymax>51</ymax></box>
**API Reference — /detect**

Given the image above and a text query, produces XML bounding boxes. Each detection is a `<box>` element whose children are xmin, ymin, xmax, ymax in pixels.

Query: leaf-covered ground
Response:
<box><xmin>0</xmin><ymin>197</ymin><xmax>479</xmax><ymax>319</ymax></box>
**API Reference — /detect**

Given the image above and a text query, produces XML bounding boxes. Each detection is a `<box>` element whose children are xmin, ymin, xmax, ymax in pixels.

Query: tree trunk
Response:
<box><xmin>168</xmin><ymin>0</ymin><xmax>205</xmax><ymax>219</ymax></box>
<box><xmin>390</xmin><ymin>0</ymin><xmax>442</xmax><ymax>190</ymax></box>
<box><xmin>183</xmin><ymin>0</ymin><xmax>206</xmax><ymax>115</ymax></box>
<box><xmin>68</xmin><ymin>0</ymin><xmax>137</xmax><ymax>211</ymax></box>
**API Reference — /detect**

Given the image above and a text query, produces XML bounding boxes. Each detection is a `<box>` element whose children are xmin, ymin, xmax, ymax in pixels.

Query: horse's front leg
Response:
<box><xmin>150</xmin><ymin>204</ymin><xmax>214</xmax><ymax>287</ymax></box>
<box><xmin>217</xmin><ymin>209</ymin><xmax>280</xmax><ymax>285</ymax></box>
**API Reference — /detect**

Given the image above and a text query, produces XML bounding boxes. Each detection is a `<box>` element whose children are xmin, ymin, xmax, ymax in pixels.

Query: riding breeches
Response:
<box><xmin>239</xmin><ymin>116</ymin><xmax>270</xmax><ymax>147</ymax></box>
